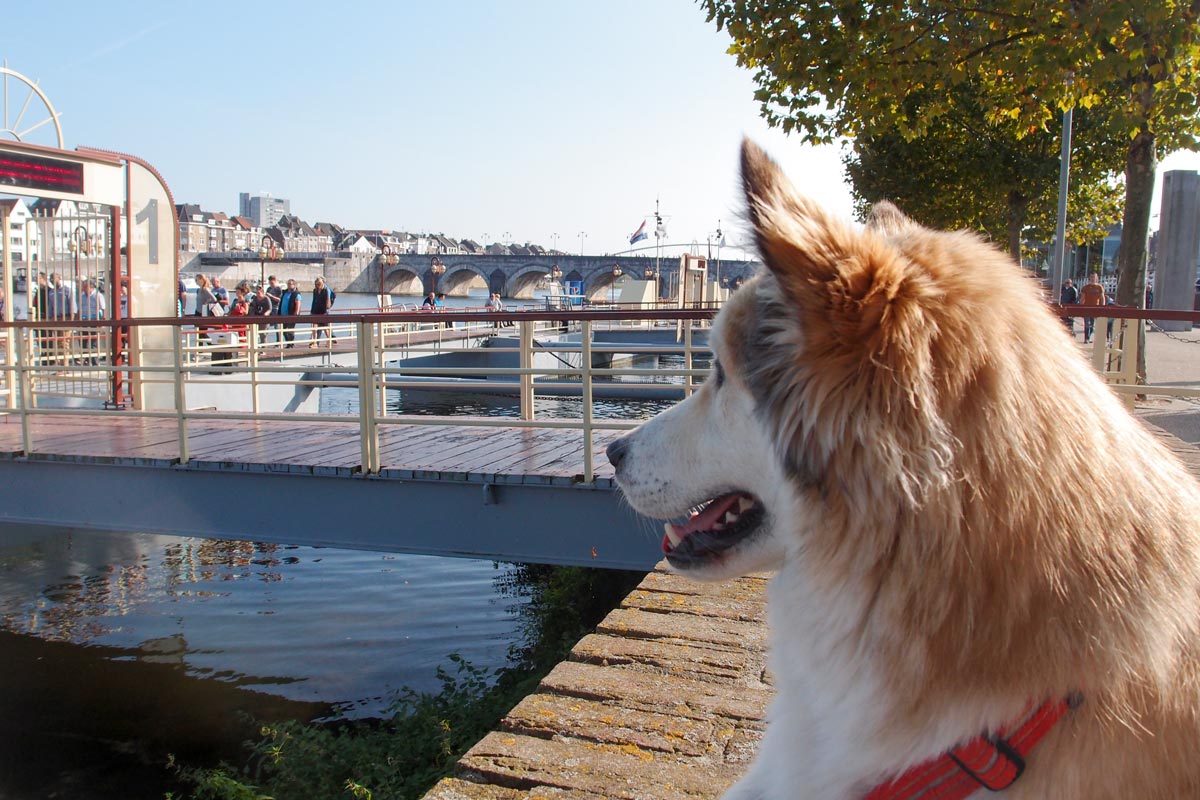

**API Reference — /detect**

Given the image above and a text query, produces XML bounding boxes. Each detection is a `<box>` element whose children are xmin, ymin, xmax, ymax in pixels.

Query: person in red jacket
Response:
<box><xmin>1078</xmin><ymin>272</ymin><xmax>1106</xmax><ymax>343</ymax></box>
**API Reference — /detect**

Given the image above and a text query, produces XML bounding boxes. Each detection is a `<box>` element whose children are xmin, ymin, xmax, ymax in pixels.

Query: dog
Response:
<box><xmin>606</xmin><ymin>140</ymin><xmax>1200</xmax><ymax>799</ymax></box>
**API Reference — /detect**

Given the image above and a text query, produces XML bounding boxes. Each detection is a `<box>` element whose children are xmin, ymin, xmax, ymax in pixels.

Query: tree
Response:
<box><xmin>700</xmin><ymin>0</ymin><xmax>1200</xmax><ymax>308</ymax></box>
<box><xmin>843</xmin><ymin>83</ymin><xmax>1123</xmax><ymax>260</ymax></box>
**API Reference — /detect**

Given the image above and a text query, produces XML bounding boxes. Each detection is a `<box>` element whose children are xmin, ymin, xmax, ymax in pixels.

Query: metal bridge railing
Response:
<box><xmin>0</xmin><ymin>308</ymin><xmax>718</xmax><ymax>481</ymax></box>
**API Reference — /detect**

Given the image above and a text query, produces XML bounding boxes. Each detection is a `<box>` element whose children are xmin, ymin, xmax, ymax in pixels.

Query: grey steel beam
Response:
<box><xmin>0</xmin><ymin>460</ymin><xmax>660</xmax><ymax>570</ymax></box>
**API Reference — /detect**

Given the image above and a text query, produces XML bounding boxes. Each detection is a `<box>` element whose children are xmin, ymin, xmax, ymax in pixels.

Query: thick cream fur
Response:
<box><xmin>610</xmin><ymin>140</ymin><xmax>1200</xmax><ymax>799</ymax></box>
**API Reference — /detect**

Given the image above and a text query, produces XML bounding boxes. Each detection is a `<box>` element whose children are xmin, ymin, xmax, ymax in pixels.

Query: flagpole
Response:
<box><xmin>654</xmin><ymin>198</ymin><xmax>663</xmax><ymax>301</ymax></box>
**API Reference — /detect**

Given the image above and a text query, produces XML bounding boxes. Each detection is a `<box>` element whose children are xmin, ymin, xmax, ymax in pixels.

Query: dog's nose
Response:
<box><xmin>606</xmin><ymin>436</ymin><xmax>630</xmax><ymax>471</ymax></box>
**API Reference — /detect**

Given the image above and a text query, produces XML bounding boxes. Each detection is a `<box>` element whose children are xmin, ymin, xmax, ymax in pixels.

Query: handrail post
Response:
<box><xmin>581</xmin><ymin>320</ymin><xmax>594</xmax><ymax>482</ymax></box>
<box><xmin>249</xmin><ymin>322</ymin><xmax>260</xmax><ymax>415</ymax></box>
<box><xmin>16</xmin><ymin>328</ymin><xmax>33</xmax><ymax>454</ymax></box>
<box><xmin>683</xmin><ymin>320</ymin><xmax>695</xmax><ymax>398</ymax></box>
<box><xmin>2</xmin><ymin>326</ymin><xmax>14</xmax><ymax>412</ymax></box>
<box><xmin>376</xmin><ymin>319</ymin><xmax>387</xmax><ymax>421</ymax></box>
<box><xmin>1091</xmin><ymin>315</ymin><xmax>1107</xmax><ymax>373</ymax></box>
<box><xmin>357</xmin><ymin>319</ymin><xmax>379</xmax><ymax>474</ymax></box>
<box><xmin>519</xmin><ymin>320</ymin><xmax>534</xmax><ymax>421</ymax></box>
<box><xmin>172</xmin><ymin>325</ymin><xmax>189</xmax><ymax>464</ymax></box>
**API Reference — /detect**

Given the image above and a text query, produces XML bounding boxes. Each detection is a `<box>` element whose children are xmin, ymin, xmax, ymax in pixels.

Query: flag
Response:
<box><xmin>629</xmin><ymin>219</ymin><xmax>648</xmax><ymax>245</ymax></box>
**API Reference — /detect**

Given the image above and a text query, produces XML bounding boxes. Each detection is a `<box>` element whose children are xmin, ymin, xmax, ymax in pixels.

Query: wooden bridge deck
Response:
<box><xmin>0</xmin><ymin>415</ymin><xmax>619</xmax><ymax>487</ymax></box>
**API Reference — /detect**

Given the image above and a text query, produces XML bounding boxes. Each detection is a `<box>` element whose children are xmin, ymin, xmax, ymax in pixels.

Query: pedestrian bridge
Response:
<box><xmin>0</xmin><ymin>308</ymin><xmax>718</xmax><ymax>569</ymax></box>
<box><xmin>0</xmin><ymin>303</ymin><xmax>1183</xmax><ymax>569</ymax></box>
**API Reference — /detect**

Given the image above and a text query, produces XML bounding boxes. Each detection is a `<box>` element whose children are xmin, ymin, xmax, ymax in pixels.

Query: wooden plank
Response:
<box><xmin>1</xmin><ymin>415</ymin><xmax>622</xmax><ymax>485</ymax></box>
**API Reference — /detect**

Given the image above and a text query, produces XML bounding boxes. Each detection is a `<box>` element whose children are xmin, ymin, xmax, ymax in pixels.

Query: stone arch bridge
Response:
<box><xmin>194</xmin><ymin>251</ymin><xmax>760</xmax><ymax>301</ymax></box>
<box><xmin>368</xmin><ymin>253</ymin><xmax>760</xmax><ymax>301</ymax></box>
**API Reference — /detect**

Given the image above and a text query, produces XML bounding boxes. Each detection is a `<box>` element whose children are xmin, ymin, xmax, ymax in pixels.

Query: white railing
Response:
<box><xmin>0</xmin><ymin>308</ymin><xmax>717</xmax><ymax>481</ymax></box>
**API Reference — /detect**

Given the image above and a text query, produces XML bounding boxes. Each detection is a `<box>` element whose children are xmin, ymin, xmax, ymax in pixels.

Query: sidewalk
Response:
<box><xmin>1109</xmin><ymin>325</ymin><xmax>1200</xmax><ymax>445</ymax></box>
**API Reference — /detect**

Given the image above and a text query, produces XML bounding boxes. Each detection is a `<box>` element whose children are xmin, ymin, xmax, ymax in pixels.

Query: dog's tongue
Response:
<box><xmin>662</xmin><ymin>494</ymin><xmax>742</xmax><ymax>553</ymax></box>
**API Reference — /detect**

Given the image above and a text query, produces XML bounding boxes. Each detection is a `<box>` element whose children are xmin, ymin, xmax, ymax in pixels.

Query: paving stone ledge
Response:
<box><xmin>421</xmin><ymin>564</ymin><xmax>770</xmax><ymax>799</ymax></box>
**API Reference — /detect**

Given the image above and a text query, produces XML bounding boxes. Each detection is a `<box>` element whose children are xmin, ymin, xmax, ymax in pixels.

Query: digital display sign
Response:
<box><xmin>0</xmin><ymin>151</ymin><xmax>84</xmax><ymax>195</ymax></box>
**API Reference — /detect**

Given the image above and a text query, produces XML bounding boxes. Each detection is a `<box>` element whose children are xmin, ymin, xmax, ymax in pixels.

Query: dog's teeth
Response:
<box><xmin>723</xmin><ymin>511</ymin><xmax>740</xmax><ymax>525</ymax></box>
<box><xmin>664</xmin><ymin>523</ymin><xmax>683</xmax><ymax>548</ymax></box>
<box><xmin>712</xmin><ymin>521</ymin><xmax>725</xmax><ymax>531</ymax></box>
<box><xmin>738</xmin><ymin>497</ymin><xmax>755</xmax><ymax>512</ymax></box>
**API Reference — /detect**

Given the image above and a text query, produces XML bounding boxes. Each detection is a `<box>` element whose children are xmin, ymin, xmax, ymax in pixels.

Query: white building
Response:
<box><xmin>0</xmin><ymin>197</ymin><xmax>40</xmax><ymax>265</ymax></box>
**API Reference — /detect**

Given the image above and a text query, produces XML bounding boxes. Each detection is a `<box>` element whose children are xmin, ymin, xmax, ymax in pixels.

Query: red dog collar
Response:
<box><xmin>863</xmin><ymin>696</ymin><xmax>1078</xmax><ymax>800</ymax></box>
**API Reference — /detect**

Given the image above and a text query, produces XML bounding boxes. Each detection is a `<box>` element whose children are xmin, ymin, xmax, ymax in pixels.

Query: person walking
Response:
<box><xmin>77</xmin><ymin>279</ymin><xmax>107</xmax><ymax>365</ymax></box>
<box><xmin>1079</xmin><ymin>272</ymin><xmax>1106</xmax><ymax>344</ymax></box>
<box><xmin>1059</xmin><ymin>279</ymin><xmax>1078</xmax><ymax>335</ymax></box>
<box><xmin>248</xmin><ymin>285</ymin><xmax>273</xmax><ymax>344</ymax></box>
<box><xmin>46</xmin><ymin>274</ymin><xmax>77</xmax><ymax>369</ymax></box>
<box><xmin>265</xmin><ymin>275</ymin><xmax>283</xmax><ymax>342</ymax></box>
<box><xmin>211</xmin><ymin>276</ymin><xmax>230</xmax><ymax>313</ymax></box>
<box><xmin>278</xmin><ymin>278</ymin><xmax>302</xmax><ymax>348</ymax></box>
<box><xmin>309</xmin><ymin>277</ymin><xmax>335</xmax><ymax>346</ymax></box>
<box><xmin>194</xmin><ymin>274</ymin><xmax>220</xmax><ymax>345</ymax></box>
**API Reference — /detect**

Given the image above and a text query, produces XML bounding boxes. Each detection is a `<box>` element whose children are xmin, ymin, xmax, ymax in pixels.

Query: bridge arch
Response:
<box><xmin>506</xmin><ymin>264</ymin><xmax>558</xmax><ymax>299</ymax></box>
<box><xmin>436</xmin><ymin>263</ymin><xmax>490</xmax><ymax>297</ymax></box>
<box><xmin>582</xmin><ymin>266</ymin><xmax>626</xmax><ymax>303</ymax></box>
<box><xmin>382</xmin><ymin>268</ymin><xmax>422</xmax><ymax>296</ymax></box>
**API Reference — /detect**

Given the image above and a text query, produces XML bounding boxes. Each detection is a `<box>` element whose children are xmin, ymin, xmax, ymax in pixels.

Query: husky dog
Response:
<box><xmin>606</xmin><ymin>141</ymin><xmax>1200</xmax><ymax>799</ymax></box>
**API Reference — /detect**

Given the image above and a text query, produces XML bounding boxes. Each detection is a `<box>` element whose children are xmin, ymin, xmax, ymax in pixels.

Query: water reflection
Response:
<box><xmin>0</xmin><ymin>527</ymin><xmax>527</xmax><ymax>713</ymax></box>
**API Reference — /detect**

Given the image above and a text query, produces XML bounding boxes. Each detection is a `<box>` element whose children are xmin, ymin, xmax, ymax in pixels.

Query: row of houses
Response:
<box><xmin>1</xmin><ymin>195</ymin><xmax>565</xmax><ymax>267</ymax></box>
<box><xmin>177</xmin><ymin>203</ymin><xmax>562</xmax><ymax>259</ymax></box>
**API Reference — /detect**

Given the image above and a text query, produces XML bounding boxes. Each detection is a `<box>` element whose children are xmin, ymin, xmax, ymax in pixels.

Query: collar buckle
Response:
<box><xmin>948</xmin><ymin>734</ymin><xmax>1025</xmax><ymax>792</ymax></box>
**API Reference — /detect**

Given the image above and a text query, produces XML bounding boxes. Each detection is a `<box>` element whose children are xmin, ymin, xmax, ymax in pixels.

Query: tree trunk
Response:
<box><xmin>1116</xmin><ymin>130</ymin><xmax>1155</xmax><ymax>308</ymax></box>
<box><xmin>1006</xmin><ymin>190</ymin><xmax>1028</xmax><ymax>264</ymax></box>
<box><xmin>1117</xmin><ymin>129</ymin><xmax>1155</xmax><ymax>381</ymax></box>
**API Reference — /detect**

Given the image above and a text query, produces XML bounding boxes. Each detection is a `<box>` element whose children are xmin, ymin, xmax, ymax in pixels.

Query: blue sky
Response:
<box><xmin>1</xmin><ymin>1</ymin><xmax>1195</xmax><ymax>254</ymax></box>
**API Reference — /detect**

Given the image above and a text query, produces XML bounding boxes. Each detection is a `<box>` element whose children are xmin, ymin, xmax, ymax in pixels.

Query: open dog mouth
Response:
<box><xmin>662</xmin><ymin>492</ymin><xmax>766</xmax><ymax>569</ymax></box>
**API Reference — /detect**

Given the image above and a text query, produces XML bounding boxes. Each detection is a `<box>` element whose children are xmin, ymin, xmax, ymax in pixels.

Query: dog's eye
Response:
<box><xmin>713</xmin><ymin>359</ymin><xmax>725</xmax><ymax>389</ymax></box>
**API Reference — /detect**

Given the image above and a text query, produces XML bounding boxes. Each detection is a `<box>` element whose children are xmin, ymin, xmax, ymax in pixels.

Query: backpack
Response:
<box><xmin>330</xmin><ymin>289</ymin><xmax>336</xmax><ymax>307</ymax></box>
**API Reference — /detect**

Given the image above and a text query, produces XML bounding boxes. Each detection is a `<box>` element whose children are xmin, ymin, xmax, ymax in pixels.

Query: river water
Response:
<box><xmin>0</xmin><ymin>288</ymin><xmax>694</xmax><ymax>798</ymax></box>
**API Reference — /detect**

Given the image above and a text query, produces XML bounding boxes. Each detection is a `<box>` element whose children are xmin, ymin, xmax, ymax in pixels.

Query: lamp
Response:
<box><xmin>431</xmin><ymin>256</ymin><xmax>446</xmax><ymax>294</ymax></box>
<box><xmin>379</xmin><ymin>244</ymin><xmax>399</xmax><ymax>297</ymax></box>
<box><xmin>259</xmin><ymin>235</ymin><xmax>282</xmax><ymax>285</ymax></box>
<box><xmin>69</xmin><ymin>225</ymin><xmax>90</xmax><ymax>291</ymax></box>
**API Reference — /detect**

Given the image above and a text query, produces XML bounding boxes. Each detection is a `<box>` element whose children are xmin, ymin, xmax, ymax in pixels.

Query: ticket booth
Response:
<box><xmin>0</xmin><ymin>139</ymin><xmax>178</xmax><ymax>410</ymax></box>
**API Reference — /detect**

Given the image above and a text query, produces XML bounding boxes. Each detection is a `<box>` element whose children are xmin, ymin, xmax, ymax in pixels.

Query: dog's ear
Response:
<box><xmin>741</xmin><ymin>138</ymin><xmax>914</xmax><ymax>333</ymax></box>
<box><xmin>865</xmin><ymin>201</ymin><xmax>916</xmax><ymax>235</ymax></box>
<box><xmin>741</xmin><ymin>139</ymin><xmax>862</xmax><ymax>289</ymax></box>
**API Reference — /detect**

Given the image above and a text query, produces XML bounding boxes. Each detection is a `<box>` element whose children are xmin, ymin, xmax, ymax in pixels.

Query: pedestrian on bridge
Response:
<box><xmin>279</xmin><ymin>279</ymin><xmax>302</xmax><ymax>348</ymax></box>
<box><xmin>248</xmin><ymin>285</ymin><xmax>274</xmax><ymax>344</ymax></box>
<box><xmin>310</xmin><ymin>277</ymin><xmax>335</xmax><ymax>346</ymax></box>
<box><xmin>78</xmin><ymin>279</ymin><xmax>106</xmax><ymax>365</ymax></box>
<box><xmin>265</xmin><ymin>275</ymin><xmax>283</xmax><ymax>342</ymax></box>
<box><xmin>46</xmin><ymin>274</ymin><xmax>76</xmax><ymax>370</ymax></box>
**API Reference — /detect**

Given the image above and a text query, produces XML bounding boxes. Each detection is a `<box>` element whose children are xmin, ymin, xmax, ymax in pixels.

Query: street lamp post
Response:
<box><xmin>715</xmin><ymin>220</ymin><xmax>724</xmax><ymax>290</ymax></box>
<box><xmin>68</xmin><ymin>225</ymin><xmax>91</xmax><ymax>292</ymax></box>
<box><xmin>578</xmin><ymin>231</ymin><xmax>587</xmax><ymax>255</ymax></box>
<box><xmin>551</xmin><ymin>233</ymin><xmax>559</xmax><ymax>253</ymax></box>
<box><xmin>430</xmin><ymin>256</ymin><xmax>446</xmax><ymax>295</ymax></box>
<box><xmin>610</xmin><ymin>263</ymin><xmax>622</xmax><ymax>306</ymax></box>
<box><xmin>379</xmin><ymin>244</ymin><xmax>399</xmax><ymax>298</ymax></box>
<box><xmin>258</xmin><ymin>235</ymin><xmax>282</xmax><ymax>287</ymax></box>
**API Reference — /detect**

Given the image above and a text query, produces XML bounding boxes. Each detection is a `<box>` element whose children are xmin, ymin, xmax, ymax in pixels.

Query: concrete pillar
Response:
<box><xmin>1156</xmin><ymin>170</ymin><xmax>1200</xmax><ymax>331</ymax></box>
